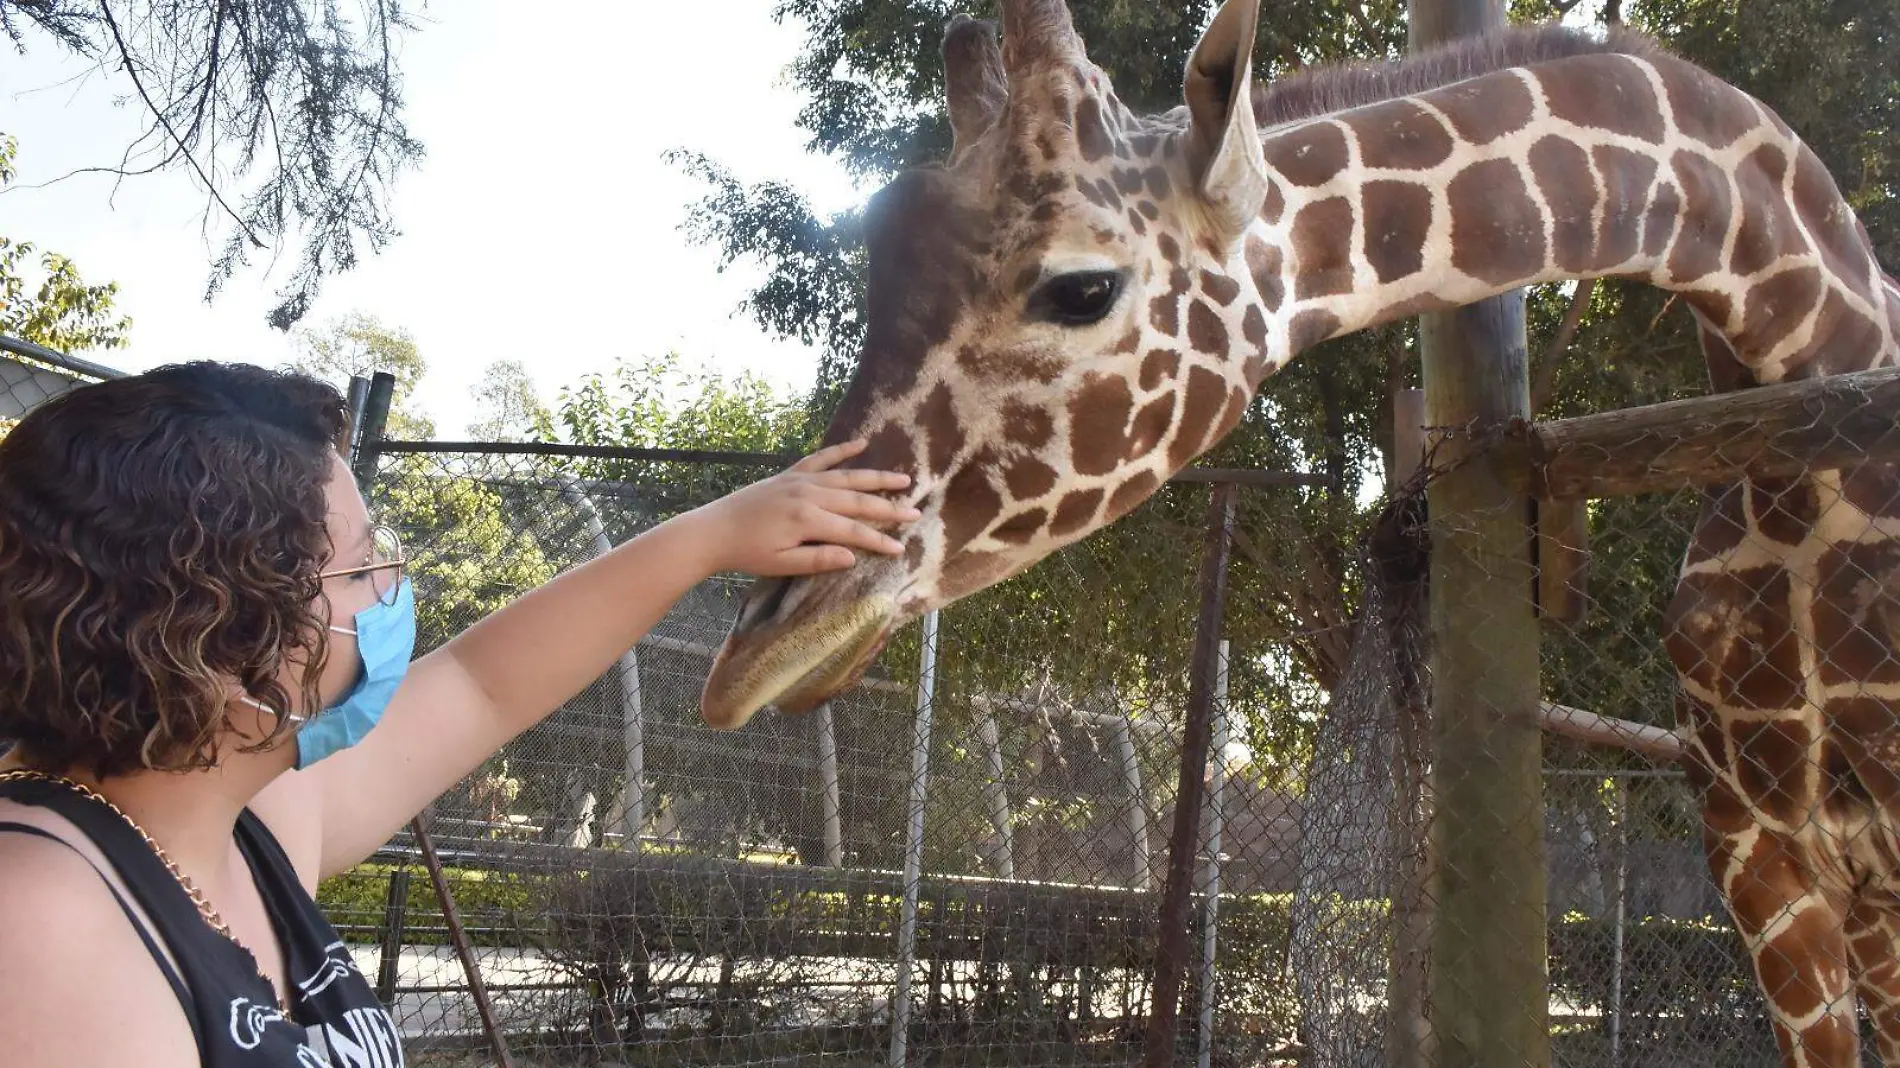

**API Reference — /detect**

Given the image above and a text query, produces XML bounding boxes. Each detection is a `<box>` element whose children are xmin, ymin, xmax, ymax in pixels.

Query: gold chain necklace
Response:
<box><xmin>0</xmin><ymin>768</ymin><xmax>291</xmax><ymax>1013</ymax></box>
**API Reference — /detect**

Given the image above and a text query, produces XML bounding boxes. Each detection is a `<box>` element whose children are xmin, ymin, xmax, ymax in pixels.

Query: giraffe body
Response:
<box><xmin>699</xmin><ymin>4</ymin><xmax>1900</xmax><ymax>1062</ymax></box>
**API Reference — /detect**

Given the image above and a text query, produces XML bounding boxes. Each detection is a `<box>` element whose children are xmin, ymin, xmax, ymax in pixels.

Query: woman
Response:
<box><xmin>0</xmin><ymin>360</ymin><xmax>918</xmax><ymax>1066</ymax></box>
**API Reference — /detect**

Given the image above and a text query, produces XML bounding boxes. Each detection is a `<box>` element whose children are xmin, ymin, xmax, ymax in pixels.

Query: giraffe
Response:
<box><xmin>696</xmin><ymin>1</ymin><xmax>1900</xmax><ymax>1062</ymax></box>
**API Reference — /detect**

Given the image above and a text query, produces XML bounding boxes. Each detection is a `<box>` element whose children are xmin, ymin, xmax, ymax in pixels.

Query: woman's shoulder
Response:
<box><xmin>0</xmin><ymin>818</ymin><xmax>201</xmax><ymax>1066</ymax></box>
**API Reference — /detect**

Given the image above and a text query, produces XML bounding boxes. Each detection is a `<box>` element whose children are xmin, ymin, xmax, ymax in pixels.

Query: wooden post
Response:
<box><xmin>1411</xmin><ymin>2</ymin><xmax>1550</xmax><ymax>1064</ymax></box>
<box><xmin>1144</xmin><ymin>482</ymin><xmax>1239</xmax><ymax>1068</ymax></box>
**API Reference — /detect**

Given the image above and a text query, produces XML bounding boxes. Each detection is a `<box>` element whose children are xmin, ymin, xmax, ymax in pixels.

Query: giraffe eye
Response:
<box><xmin>1028</xmin><ymin>269</ymin><xmax>1126</xmax><ymax>326</ymax></box>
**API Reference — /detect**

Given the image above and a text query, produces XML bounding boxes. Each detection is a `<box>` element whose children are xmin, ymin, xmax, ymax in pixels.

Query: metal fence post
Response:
<box><xmin>348</xmin><ymin>372</ymin><xmax>517</xmax><ymax>1068</ymax></box>
<box><xmin>559</xmin><ymin>475</ymin><xmax>647</xmax><ymax>846</ymax></box>
<box><xmin>1196</xmin><ymin>640</ymin><xmax>1232</xmax><ymax>1068</ymax></box>
<box><xmin>1145</xmin><ymin>482</ymin><xmax>1239</xmax><ymax>1068</ymax></box>
<box><xmin>978</xmin><ymin>709</ymin><xmax>1016</xmax><ymax>880</ymax></box>
<box><xmin>890</xmin><ymin>609</ymin><xmax>941</xmax><ymax>1068</ymax></box>
<box><xmin>375</xmin><ymin>868</ymin><xmax>412</xmax><ymax>1004</ymax></box>
<box><xmin>815</xmin><ymin>702</ymin><xmax>846</xmax><ymax>867</ymax></box>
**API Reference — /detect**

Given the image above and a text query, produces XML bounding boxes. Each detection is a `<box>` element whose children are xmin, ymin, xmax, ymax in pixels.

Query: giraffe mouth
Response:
<box><xmin>699</xmin><ymin>594</ymin><xmax>898</xmax><ymax>730</ymax></box>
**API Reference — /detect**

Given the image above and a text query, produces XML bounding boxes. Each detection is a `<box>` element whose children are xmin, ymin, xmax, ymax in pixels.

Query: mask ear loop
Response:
<box><xmin>240</xmin><ymin>695</ymin><xmax>307</xmax><ymax>727</ymax></box>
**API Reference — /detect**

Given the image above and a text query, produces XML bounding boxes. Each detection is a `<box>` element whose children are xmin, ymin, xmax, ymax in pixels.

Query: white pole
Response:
<box><xmin>816</xmin><ymin>702</ymin><xmax>845</xmax><ymax>867</ymax></box>
<box><xmin>1610</xmin><ymin>776</ymin><xmax>1628</xmax><ymax>1068</ymax></box>
<box><xmin>978</xmin><ymin>710</ymin><xmax>1016</xmax><ymax>879</ymax></box>
<box><xmin>1113</xmin><ymin>713</ymin><xmax>1152</xmax><ymax>891</ymax></box>
<box><xmin>1197</xmin><ymin>640</ymin><xmax>1231</xmax><ymax>1068</ymax></box>
<box><xmin>560</xmin><ymin>477</ymin><xmax>645</xmax><ymax>847</ymax></box>
<box><xmin>889</xmin><ymin>610</ymin><xmax>941</xmax><ymax>1068</ymax></box>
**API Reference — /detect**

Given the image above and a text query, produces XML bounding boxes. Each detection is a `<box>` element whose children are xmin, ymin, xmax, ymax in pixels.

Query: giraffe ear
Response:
<box><xmin>944</xmin><ymin>15</ymin><xmax>1008</xmax><ymax>161</ymax></box>
<box><xmin>1184</xmin><ymin>0</ymin><xmax>1270</xmax><ymax>243</ymax></box>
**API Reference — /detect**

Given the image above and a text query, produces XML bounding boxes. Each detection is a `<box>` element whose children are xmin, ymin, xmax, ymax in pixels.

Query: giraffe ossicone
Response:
<box><xmin>701</xmin><ymin>5</ymin><xmax>1900</xmax><ymax>1059</ymax></box>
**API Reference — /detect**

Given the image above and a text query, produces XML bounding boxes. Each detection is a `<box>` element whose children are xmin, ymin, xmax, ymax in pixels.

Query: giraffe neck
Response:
<box><xmin>1248</xmin><ymin>52</ymin><xmax>1900</xmax><ymax>386</ymax></box>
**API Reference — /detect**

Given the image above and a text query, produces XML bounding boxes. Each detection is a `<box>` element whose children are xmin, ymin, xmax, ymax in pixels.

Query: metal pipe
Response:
<box><xmin>1196</xmin><ymin>641</ymin><xmax>1232</xmax><ymax>1068</ymax></box>
<box><xmin>0</xmin><ymin>333</ymin><xmax>127</xmax><ymax>380</ymax></box>
<box><xmin>1145</xmin><ymin>483</ymin><xmax>1240</xmax><ymax>1068</ymax></box>
<box><xmin>1113</xmin><ymin>712</ymin><xmax>1153</xmax><ymax>891</ymax></box>
<box><xmin>558</xmin><ymin>476</ymin><xmax>646</xmax><ymax>844</ymax></box>
<box><xmin>889</xmin><ymin>609</ymin><xmax>941</xmax><ymax>1068</ymax></box>
<box><xmin>978</xmin><ymin>710</ymin><xmax>1016</xmax><ymax>880</ymax></box>
<box><xmin>816</xmin><ymin>702</ymin><xmax>845</xmax><ymax>867</ymax></box>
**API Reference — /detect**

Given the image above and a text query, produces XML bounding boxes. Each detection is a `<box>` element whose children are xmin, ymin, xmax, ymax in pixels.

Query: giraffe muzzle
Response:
<box><xmin>698</xmin><ymin>589</ymin><xmax>899</xmax><ymax>730</ymax></box>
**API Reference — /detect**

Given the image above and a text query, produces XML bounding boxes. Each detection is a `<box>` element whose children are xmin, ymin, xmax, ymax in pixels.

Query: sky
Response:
<box><xmin>1</xmin><ymin>2</ymin><xmax>867</xmax><ymax>437</ymax></box>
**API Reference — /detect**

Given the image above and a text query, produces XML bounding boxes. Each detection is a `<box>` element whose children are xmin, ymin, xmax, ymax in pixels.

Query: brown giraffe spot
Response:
<box><xmin>1730</xmin><ymin>145</ymin><xmax>1805</xmax><ymax>278</ymax></box>
<box><xmin>1816</xmin><ymin>732</ymin><xmax>1876</xmax><ymax>819</ymax></box>
<box><xmin>1814</xmin><ymin>540</ymin><xmax>1900</xmax><ymax>687</ymax></box>
<box><xmin>1037</xmin><ymin>134</ymin><xmax>1058</xmax><ymax>162</ymax></box>
<box><xmin>1529</xmin><ymin>136</ymin><xmax>1598</xmax><ymax>275</ymax></box>
<box><xmin>957</xmin><ymin>345</ymin><xmax>1063</xmax><ymax>384</ymax></box>
<box><xmin>1200</xmin><ymin>271</ymin><xmax>1241</xmax><ymax>307</ymax></box>
<box><xmin>1731</xmin><ymin>718</ymin><xmax>1814</xmax><ymax>826</ymax></box>
<box><xmin>1682</xmin><ymin>289</ymin><xmax>1735</xmax><ymax>334</ymax></box>
<box><xmin>1747</xmin><ymin>475</ymin><xmax>1819</xmax><ymax>546</ymax></box>
<box><xmin>1448</xmin><ymin>159</ymin><xmax>1546</xmax><ymax>286</ymax></box>
<box><xmin>1003</xmin><ymin>455</ymin><xmax>1058</xmax><ymax>500</ymax></box>
<box><xmin>1095</xmin><ymin>177</ymin><xmax>1125</xmax><ymax>212</ymax></box>
<box><xmin>940</xmin><ymin>549</ymin><xmax>1014</xmax><ymax>599</ymax></box>
<box><xmin>1113</xmin><ymin>168</ymin><xmax>1144</xmax><ymax>196</ymax></box>
<box><xmin>1721</xmin><ymin>829</ymin><xmax>1810</xmax><ymax>938</ymax></box>
<box><xmin>1655</xmin><ymin>55</ymin><xmax>1759</xmax><ymax>150</ymax></box>
<box><xmin>1536</xmin><ymin>55</ymin><xmax>1665</xmax><ymax>143</ymax></box>
<box><xmin>1031</xmin><ymin>200</ymin><xmax>1059</xmax><ymax>223</ymax></box>
<box><xmin>1593</xmin><ymin>144</ymin><xmax>1658</xmax><ymax>268</ymax></box>
<box><xmin>1241</xmin><ymin>306</ymin><xmax>1267</xmax><ymax>357</ymax></box>
<box><xmin>1685</xmin><ymin>484</ymin><xmax>1750</xmax><ymax>565</ymax></box>
<box><xmin>1263</xmin><ymin>122</ymin><xmax>1348</xmax><ymax>187</ymax></box>
<box><xmin>1076</xmin><ymin>96</ymin><xmax>1115</xmax><ymax>162</ymax></box>
<box><xmin>1127</xmin><ymin>209</ymin><xmax>1148</xmax><ymax>236</ymax></box>
<box><xmin>918</xmin><ymin>383</ymin><xmax>964</xmax><ymax>475</ymax></box>
<box><xmin>1751</xmin><ymin>902</ymin><xmax>1844</xmax><ymax>1021</ymax></box>
<box><xmin>1187</xmin><ymin>300</ymin><xmax>1228</xmax><ymax>357</ymax></box>
<box><xmin>1809</xmin><ymin>290</ymin><xmax>1887</xmax><ymax>377</ymax></box>
<box><xmin>1664</xmin><ymin>565</ymin><xmax>1803</xmax><ymax>710</ymax></box>
<box><xmin>1215</xmin><ymin>385</ymin><xmax>1249</xmax><ymax>441</ymax></box>
<box><xmin>860</xmin><ymin>423</ymin><xmax>918</xmax><ymax>480</ymax></box>
<box><xmin>990</xmin><ymin>508</ymin><xmax>1048</xmax><ymax>545</ymax></box>
<box><xmin>903</xmin><ymin>537</ymin><xmax>926</xmax><ymax>570</ymax></box>
<box><xmin>1641</xmin><ymin>181</ymin><xmax>1682</xmax><ymax>260</ymax></box>
<box><xmin>1342</xmin><ymin>99</ymin><xmax>1454</xmax><ymax>171</ymax></box>
<box><xmin>1140</xmin><ymin>349</ymin><xmax>1180</xmax><ymax>391</ymax></box>
<box><xmin>1129</xmin><ymin>393</ymin><xmax>1175</xmax><ymax>459</ymax></box>
<box><xmin>1292</xmin><ymin>197</ymin><xmax>1356</xmax><ymax>299</ymax></box>
<box><xmin>1168</xmin><ymin>365</ymin><xmax>1228</xmax><ymax>469</ymax></box>
<box><xmin>1070</xmin><ymin>373</ymin><xmax>1136</xmax><ymax>477</ymax></box>
<box><xmin>1145</xmin><ymin>166</ymin><xmax>1172</xmax><ymax>199</ymax></box>
<box><xmin>1050</xmin><ymin>488</ymin><xmax>1103</xmax><ymax>537</ymax></box>
<box><xmin>1361</xmin><ymin>180</ymin><xmax>1432</xmax><ymax>284</ymax></box>
<box><xmin>1740</xmin><ymin>267</ymin><xmax>1824</xmax><ymax>357</ymax></box>
<box><xmin>1131</xmin><ymin>133</ymin><xmax>1159</xmax><ymax>156</ymax></box>
<box><xmin>941</xmin><ymin>456</ymin><xmax>1004</xmax><ymax>555</ymax></box>
<box><xmin>1263</xmin><ymin>182</ymin><xmax>1285</xmax><ymax>225</ymax></box>
<box><xmin>1665</xmin><ymin>150</ymin><xmax>1732</xmax><ymax>283</ymax></box>
<box><xmin>1076</xmin><ymin>174</ymin><xmax>1110</xmax><ymax>210</ymax></box>
<box><xmin>1149</xmin><ymin>266</ymin><xmax>1191</xmax><ymax>335</ymax></box>
<box><xmin>1112</xmin><ymin>328</ymin><xmax>1142</xmax><ymax>355</ymax></box>
<box><xmin>1093</xmin><ymin>226</ymin><xmax>1118</xmax><ymax>246</ymax></box>
<box><xmin>1107</xmin><ymin>470</ymin><xmax>1160</xmax><ymax>521</ymax></box>
<box><xmin>1828</xmin><ymin>697</ymin><xmax>1900</xmax><ymax>812</ymax></box>
<box><xmin>1157</xmin><ymin>233</ymin><xmax>1182</xmax><ymax>265</ymax></box>
<box><xmin>1002</xmin><ymin>400</ymin><xmax>1054</xmax><ymax>449</ymax></box>
<box><xmin>1246</xmin><ymin>237</ymin><xmax>1285</xmax><ymax>312</ymax></box>
<box><xmin>1432</xmin><ymin>76</ymin><xmax>1534</xmax><ymax>146</ymax></box>
<box><xmin>1794</xmin><ymin>146</ymin><xmax>1875</xmax><ymax>295</ymax></box>
<box><xmin>1841</xmin><ymin>461</ymin><xmax>1900</xmax><ymax>519</ymax></box>
<box><xmin>1287</xmin><ymin>309</ymin><xmax>1342</xmax><ymax>354</ymax></box>
<box><xmin>1138</xmin><ymin>200</ymin><xmax>1160</xmax><ymax>221</ymax></box>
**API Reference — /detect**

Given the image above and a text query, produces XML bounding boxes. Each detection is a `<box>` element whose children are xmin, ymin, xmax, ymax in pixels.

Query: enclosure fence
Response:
<box><xmin>319</xmin><ymin>370</ymin><xmax>1898</xmax><ymax>1068</ymax></box>
<box><xmin>6</xmin><ymin>351</ymin><xmax>1895</xmax><ymax>1068</ymax></box>
<box><xmin>0</xmin><ymin>333</ymin><xmax>125</xmax><ymax>424</ymax></box>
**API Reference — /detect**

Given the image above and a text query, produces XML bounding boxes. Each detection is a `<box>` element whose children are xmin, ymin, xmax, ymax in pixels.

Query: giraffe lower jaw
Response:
<box><xmin>698</xmin><ymin>595</ymin><xmax>898</xmax><ymax>730</ymax></box>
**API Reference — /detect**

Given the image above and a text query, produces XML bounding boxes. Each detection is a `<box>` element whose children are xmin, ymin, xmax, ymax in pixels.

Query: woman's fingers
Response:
<box><xmin>809</xmin><ymin>486</ymin><xmax>922</xmax><ymax>525</ymax></box>
<box><xmin>807</xmin><ymin>510</ymin><xmax>906</xmax><ymax>557</ymax></box>
<box><xmin>770</xmin><ymin>544</ymin><xmax>858</xmax><ymax>574</ymax></box>
<box><xmin>791</xmin><ymin>438</ymin><xmax>868</xmax><ymax>473</ymax></box>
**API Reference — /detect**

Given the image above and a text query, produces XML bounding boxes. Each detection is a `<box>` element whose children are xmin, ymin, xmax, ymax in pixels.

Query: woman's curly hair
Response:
<box><xmin>0</xmin><ymin>361</ymin><xmax>350</xmax><ymax>777</ymax></box>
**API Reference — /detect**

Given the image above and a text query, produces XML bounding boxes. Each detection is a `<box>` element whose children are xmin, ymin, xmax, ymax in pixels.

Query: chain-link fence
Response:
<box><xmin>0</xmin><ymin>333</ymin><xmax>125</xmax><ymax>428</ymax></box>
<box><xmin>325</xmin><ymin>360</ymin><xmax>1898</xmax><ymax>1068</ymax></box>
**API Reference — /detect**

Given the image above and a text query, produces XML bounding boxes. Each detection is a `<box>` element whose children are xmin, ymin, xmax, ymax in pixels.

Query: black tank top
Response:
<box><xmin>0</xmin><ymin>777</ymin><xmax>406</xmax><ymax>1067</ymax></box>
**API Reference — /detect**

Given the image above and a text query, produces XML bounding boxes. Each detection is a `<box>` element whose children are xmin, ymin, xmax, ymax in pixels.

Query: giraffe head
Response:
<box><xmin>702</xmin><ymin>0</ymin><xmax>1279</xmax><ymax>728</ymax></box>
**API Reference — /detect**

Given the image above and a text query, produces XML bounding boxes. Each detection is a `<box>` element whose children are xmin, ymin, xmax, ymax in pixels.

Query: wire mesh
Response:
<box><xmin>1</xmin><ymin>349</ymin><xmax>97</xmax><ymax>428</ymax></box>
<box><xmin>315</xmin><ymin>378</ymin><xmax>1900</xmax><ymax>1068</ymax></box>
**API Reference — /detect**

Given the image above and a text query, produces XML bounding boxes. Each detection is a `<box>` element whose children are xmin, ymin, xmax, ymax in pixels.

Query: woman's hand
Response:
<box><xmin>691</xmin><ymin>439</ymin><xmax>921</xmax><ymax>577</ymax></box>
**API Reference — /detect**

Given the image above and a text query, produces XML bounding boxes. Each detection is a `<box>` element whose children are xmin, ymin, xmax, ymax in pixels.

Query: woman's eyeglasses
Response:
<box><xmin>317</xmin><ymin>525</ymin><xmax>407</xmax><ymax>607</ymax></box>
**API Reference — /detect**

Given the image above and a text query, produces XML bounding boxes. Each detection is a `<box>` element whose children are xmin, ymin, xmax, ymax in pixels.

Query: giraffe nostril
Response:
<box><xmin>734</xmin><ymin>577</ymin><xmax>796</xmax><ymax>635</ymax></box>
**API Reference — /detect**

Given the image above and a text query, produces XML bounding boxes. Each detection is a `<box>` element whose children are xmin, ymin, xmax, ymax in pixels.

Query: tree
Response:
<box><xmin>1</xmin><ymin>1</ymin><xmax>424</xmax><ymax>331</ymax></box>
<box><xmin>0</xmin><ymin>134</ymin><xmax>131</xmax><ymax>353</ymax></box>
<box><xmin>286</xmin><ymin>311</ymin><xmax>435</xmax><ymax>439</ymax></box>
<box><xmin>468</xmin><ymin>359</ymin><xmax>555</xmax><ymax>443</ymax></box>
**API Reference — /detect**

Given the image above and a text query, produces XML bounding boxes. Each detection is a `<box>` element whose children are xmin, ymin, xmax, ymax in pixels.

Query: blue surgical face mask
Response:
<box><xmin>295</xmin><ymin>578</ymin><xmax>417</xmax><ymax>769</ymax></box>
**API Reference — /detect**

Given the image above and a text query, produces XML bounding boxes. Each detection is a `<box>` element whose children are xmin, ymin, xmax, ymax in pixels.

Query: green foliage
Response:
<box><xmin>288</xmin><ymin>311</ymin><xmax>436</xmax><ymax>439</ymax></box>
<box><xmin>0</xmin><ymin>134</ymin><xmax>131</xmax><ymax>353</ymax></box>
<box><xmin>469</xmin><ymin>359</ymin><xmax>557</xmax><ymax>443</ymax></box>
<box><xmin>1</xmin><ymin>2</ymin><xmax>425</xmax><ymax>330</ymax></box>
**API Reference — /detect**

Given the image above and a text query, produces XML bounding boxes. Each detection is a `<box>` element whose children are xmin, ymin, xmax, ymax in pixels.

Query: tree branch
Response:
<box><xmin>1529</xmin><ymin>277</ymin><xmax>1595</xmax><ymax>416</ymax></box>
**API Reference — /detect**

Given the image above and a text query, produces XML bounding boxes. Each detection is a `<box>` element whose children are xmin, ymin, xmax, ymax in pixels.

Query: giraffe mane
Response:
<box><xmin>1253</xmin><ymin>22</ymin><xmax>1665</xmax><ymax>128</ymax></box>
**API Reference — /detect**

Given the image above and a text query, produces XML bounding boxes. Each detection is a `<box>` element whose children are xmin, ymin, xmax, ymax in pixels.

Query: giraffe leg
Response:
<box><xmin>1847</xmin><ymin>898</ymin><xmax>1900</xmax><ymax>1066</ymax></box>
<box><xmin>1710</xmin><ymin>826</ymin><xmax>1862</xmax><ymax>1067</ymax></box>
